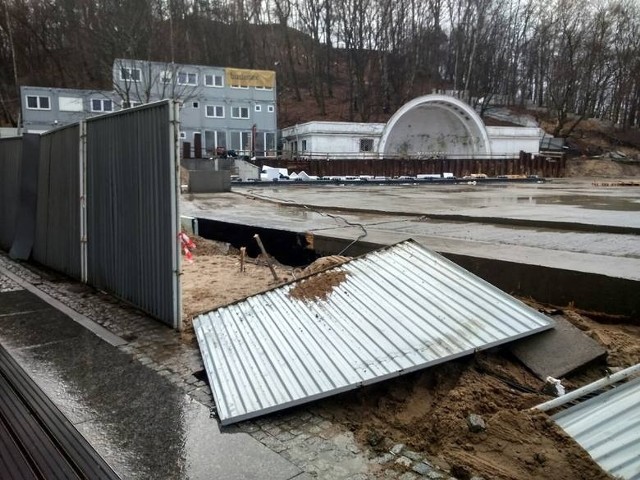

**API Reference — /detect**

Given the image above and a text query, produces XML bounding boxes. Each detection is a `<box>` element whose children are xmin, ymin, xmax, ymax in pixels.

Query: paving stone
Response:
<box><xmin>395</xmin><ymin>456</ymin><xmax>412</xmax><ymax>468</ymax></box>
<box><xmin>426</xmin><ymin>471</ymin><xmax>445</xmax><ymax>480</ymax></box>
<box><xmin>265</xmin><ymin>425</ymin><xmax>283</xmax><ymax>436</ymax></box>
<box><xmin>404</xmin><ymin>450</ymin><xmax>423</xmax><ymax>462</ymax></box>
<box><xmin>373</xmin><ymin>453</ymin><xmax>395</xmax><ymax>464</ymax></box>
<box><xmin>412</xmin><ymin>462</ymin><xmax>433</xmax><ymax>475</ymax></box>
<box><xmin>277</xmin><ymin>431</ymin><xmax>296</xmax><ymax>442</ymax></box>
<box><xmin>399</xmin><ymin>473</ymin><xmax>419</xmax><ymax>480</ymax></box>
<box><xmin>390</xmin><ymin>443</ymin><xmax>405</xmax><ymax>456</ymax></box>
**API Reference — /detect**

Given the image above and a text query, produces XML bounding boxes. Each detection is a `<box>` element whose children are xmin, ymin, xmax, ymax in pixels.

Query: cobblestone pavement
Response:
<box><xmin>0</xmin><ymin>254</ymin><xmax>460</xmax><ymax>480</ymax></box>
<box><xmin>0</xmin><ymin>270</ymin><xmax>22</xmax><ymax>292</ymax></box>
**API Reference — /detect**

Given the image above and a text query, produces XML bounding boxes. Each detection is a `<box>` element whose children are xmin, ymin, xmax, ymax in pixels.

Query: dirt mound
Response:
<box><xmin>565</xmin><ymin>158</ymin><xmax>640</xmax><ymax>177</ymax></box>
<box><xmin>302</xmin><ymin>255</ymin><xmax>351</xmax><ymax>275</ymax></box>
<box><xmin>288</xmin><ymin>270</ymin><xmax>348</xmax><ymax>302</ymax></box>
<box><xmin>189</xmin><ymin>235</ymin><xmax>239</xmax><ymax>257</ymax></box>
<box><xmin>320</xmin><ymin>355</ymin><xmax>609</xmax><ymax>480</ymax></box>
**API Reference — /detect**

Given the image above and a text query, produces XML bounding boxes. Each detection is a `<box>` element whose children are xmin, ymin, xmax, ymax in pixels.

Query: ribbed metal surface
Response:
<box><xmin>86</xmin><ymin>101</ymin><xmax>181</xmax><ymax>328</ymax></box>
<box><xmin>32</xmin><ymin>125</ymin><xmax>82</xmax><ymax>278</ymax></box>
<box><xmin>553</xmin><ymin>375</ymin><xmax>640</xmax><ymax>479</ymax></box>
<box><xmin>194</xmin><ymin>240</ymin><xmax>554</xmax><ymax>425</ymax></box>
<box><xmin>0</xmin><ymin>344</ymin><xmax>120</xmax><ymax>479</ymax></box>
<box><xmin>0</xmin><ymin>138</ymin><xmax>22</xmax><ymax>251</ymax></box>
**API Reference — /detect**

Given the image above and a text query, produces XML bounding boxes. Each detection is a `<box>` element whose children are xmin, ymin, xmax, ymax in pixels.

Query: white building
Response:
<box><xmin>282</xmin><ymin>95</ymin><xmax>542</xmax><ymax>159</ymax></box>
<box><xmin>485</xmin><ymin>126</ymin><xmax>543</xmax><ymax>157</ymax></box>
<box><xmin>281</xmin><ymin>121</ymin><xmax>385</xmax><ymax>159</ymax></box>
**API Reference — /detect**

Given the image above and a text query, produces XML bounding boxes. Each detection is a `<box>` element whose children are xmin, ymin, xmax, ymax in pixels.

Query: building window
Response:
<box><xmin>301</xmin><ymin>140</ymin><xmax>307</xmax><ymax>152</ymax></box>
<box><xmin>205</xmin><ymin>105</ymin><xmax>225</xmax><ymax>118</ymax></box>
<box><xmin>179</xmin><ymin>131</ymin><xmax>187</xmax><ymax>139</ymax></box>
<box><xmin>230</xmin><ymin>131</ymin><xmax>252</xmax><ymax>151</ymax></box>
<box><xmin>255</xmin><ymin>85</ymin><xmax>273</xmax><ymax>91</ymax></box>
<box><xmin>230</xmin><ymin>83</ymin><xmax>250</xmax><ymax>89</ymax></box>
<box><xmin>360</xmin><ymin>138</ymin><xmax>374</xmax><ymax>152</ymax></box>
<box><xmin>58</xmin><ymin>97</ymin><xmax>83</xmax><ymax>112</ymax></box>
<box><xmin>177</xmin><ymin>71</ymin><xmax>198</xmax><ymax>85</ymax></box>
<box><xmin>120</xmin><ymin>67</ymin><xmax>141</xmax><ymax>82</ymax></box>
<box><xmin>26</xmin><ymin>95</ymin><xmax>50</xmax><ymax>110</ymax></box>
<box><xmin>267</xmin><ymin>105</ymin><xmax>275</xmax><ymax>113</ymax></box>
<box><xmin>204</xmin><ymin>74</ymin><xmax>224</xmax><ymax>87</ymax></box>
<box><xmin>91</xmin><ymin>99</ymin><xmax>113</xmax><ymax>112</ymax></box>
<box><xmin>231</xmin><ymin>106</ymin><xmax>249</xmax><ymax>119</ymax></box>
<box><xmin>192</xmin><ymin>102</ymin><xmax>199</xmax><ymax>109</ymax></box>
<box><xmin>265</xmin><ymin>132</ymin><xmax>276</xmax><ymax>153</ymax></box>
<box><xmin>254</xmin><ymin>104</ymin><xmax>262</xmax><ymax>112</ymax></box>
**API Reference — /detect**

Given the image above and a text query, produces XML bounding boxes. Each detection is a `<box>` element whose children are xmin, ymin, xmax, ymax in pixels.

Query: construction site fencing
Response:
<box><xmin>255</xmin><ymin>152</ymin><xmax>566</xmax><ymax>178</ymax></box>
<box><xmin>0</xmin><ymin>137</ymin><xmax>22</xmax><ymax>250</ymax></box>
<box><xmin>33</xmin><ymin>125</ymin><xmax>82</xmax><ymax>279</ymax></box>
<box><xmin>0</xmin><ymin>101</ymin><xmax>182</xmax><ymax>329</ymax></box>
<box><xmin>86</xmin><ymin>101</ymin><xmax>181</xmax><ymax>328</ymax></box>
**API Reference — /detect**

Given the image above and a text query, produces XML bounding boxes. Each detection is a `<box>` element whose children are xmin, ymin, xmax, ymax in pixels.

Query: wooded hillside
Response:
<box><xmin>1</xmin><ymin>0</ymin><xmax>639</xmax><ymax>136</ymax></box>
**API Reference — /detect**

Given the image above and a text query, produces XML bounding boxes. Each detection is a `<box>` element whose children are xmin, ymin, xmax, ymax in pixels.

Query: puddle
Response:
<box><xmin>516</xmin><ymin>195</ymin><xmax>640</xmax><ymax>211</ymax></box>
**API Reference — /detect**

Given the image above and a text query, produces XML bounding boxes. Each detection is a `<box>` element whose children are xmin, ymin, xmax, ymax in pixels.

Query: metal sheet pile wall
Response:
<box><xmin>0</xmin><ymin>138</ymin><xmax>22</xmax><ymax>250</ymax></box>
<box><xmin>86</xmin><ymin>102</ymin><xmax>180</xmax><ymax>327</ymax></box>
<box><xmin>33</xmin><ymin>125</ymin><xmax>81</xmax><ymax>279</ymax></box>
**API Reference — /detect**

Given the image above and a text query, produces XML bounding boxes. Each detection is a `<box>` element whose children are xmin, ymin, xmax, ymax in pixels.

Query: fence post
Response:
<box><xmin>79</xmin><ymin>121</ymin><xmax>88</xmax><ymax>283</ymax></box>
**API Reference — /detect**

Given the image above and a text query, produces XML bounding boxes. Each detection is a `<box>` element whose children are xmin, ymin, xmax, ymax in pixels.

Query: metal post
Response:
<box><xmin>253</xmin><ymin>234</ymin><xmax>279</xmax><ymax>281</ymax></box>
<box><xmin>533</xmin><ymin>363</ymin><xmax>640</xmax><ymax>412</ymax></box>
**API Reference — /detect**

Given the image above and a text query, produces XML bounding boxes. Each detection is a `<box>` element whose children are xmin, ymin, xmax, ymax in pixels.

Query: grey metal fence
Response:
<box><xmin>86</xmin><ymin>101</ymin><xmax>181</xmax><ymax>328</ymax></box>
<box><xmin>0</xmin><ymin>138</ymin><xmax>22</xmax><ymax>250</ymax></box>
<box><xmin>32</xmin><ymin>125</ymin><xmax>82</xmax><ymax>279</ymax></box>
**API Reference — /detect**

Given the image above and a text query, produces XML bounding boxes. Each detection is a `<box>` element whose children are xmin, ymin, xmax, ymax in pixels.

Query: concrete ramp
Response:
<box><xmin>194</xmin><ymin>240</ymin><xmax>554</xmax><ymax>425</ymax></box>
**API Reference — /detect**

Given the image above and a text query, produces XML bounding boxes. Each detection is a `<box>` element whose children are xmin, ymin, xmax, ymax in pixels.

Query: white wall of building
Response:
<box><xmin>281</xmin><ymin>122</ymin><xmax>385</xmax><ymax>158</ymax></box>
<box><xmin>486</xmin><ymin>126</ymin><xmax>542</xmax><ymax>156</ymax></box>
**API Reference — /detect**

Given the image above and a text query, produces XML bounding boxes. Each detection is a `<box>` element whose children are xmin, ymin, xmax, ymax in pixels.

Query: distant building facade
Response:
<box><xmin>20</xmin><ymin>86</ymin><xmax>119</xmax><ymax>133</ymax></box>
<box><xmin>20</xmin><ymin>59</ymin><xmax>278</xmax><ymax>157</ymax></box>
<box><xmin>113</xmin><ymin>59</ymin><xmax>277</xmax><ymax>157</ymax></box>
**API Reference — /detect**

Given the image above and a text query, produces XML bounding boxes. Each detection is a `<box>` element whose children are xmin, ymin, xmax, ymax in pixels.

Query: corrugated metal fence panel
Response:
<box><xmin>553</xmin><ymin>375</ymin><xmax>640</xmax><ymax>480</ymax></box>
<box><xmin>86</xmin><ymin>102</ymin><xmax>180</xmax><ymax>327</ymax></box>
<box><xmin>33</xmin><ymin>125</ymin><xmax>81</xmax><ymax>278</ymax></box>
<box><xmin>194</xmin><ymin>239</ymin><xmax>554</xmax><ymax>425</ymax></box>
<box><xmin>0</xmin><ymin>138</ymin><xmax>22</xmax><ymax>251</ymax></box>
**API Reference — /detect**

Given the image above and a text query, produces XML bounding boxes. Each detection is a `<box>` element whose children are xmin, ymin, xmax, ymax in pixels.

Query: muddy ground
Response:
<box><xmin>181</xmin><ymin>235</ymin><xmax>639</xmax><ymax>480</ymax></box>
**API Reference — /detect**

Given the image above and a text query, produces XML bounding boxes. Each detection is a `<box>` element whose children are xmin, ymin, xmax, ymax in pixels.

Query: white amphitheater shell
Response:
<box><xmin>378</xmin><ymin>94</ymin><xmax>493</xmax><ymax>158</ymax></box>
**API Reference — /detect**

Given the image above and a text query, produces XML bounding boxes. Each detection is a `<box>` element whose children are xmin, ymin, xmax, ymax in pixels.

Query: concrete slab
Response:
<box><xmin>0</xmin><ymin>289</ymin><xmax>51</xmax><ymax>316</ymax></box>
<box><xmin>510</xmin><ymin>316</ymin><xmax>607</xmax><ymax>379</ymax></box>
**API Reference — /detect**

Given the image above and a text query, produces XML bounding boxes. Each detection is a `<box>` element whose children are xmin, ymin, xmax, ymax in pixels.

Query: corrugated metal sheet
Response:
<box><xmin>33</xmin><ymin>125</ymin><xmax>82</xmax><ymax>278</ymax></box>
<box><xmin>0</xmin><ymin>138</ymin><xmax>22</xmax><ymax>251</ymax></box>
<box><xmin>553</xmin><ymin>374</ymin><xmax>640</xmax><ymax>480</ymax></box>
<box><xmin>86</xmin><ymin>101</ymin><xmax>182</xmax><ymax>328</ymax></box>
<box><xmin>194</xmin><ymin>240</ymin><xmax>554</xmax><ymax>425</ymax></box>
